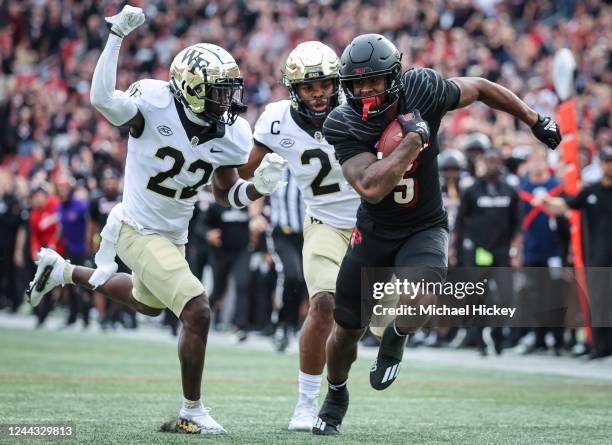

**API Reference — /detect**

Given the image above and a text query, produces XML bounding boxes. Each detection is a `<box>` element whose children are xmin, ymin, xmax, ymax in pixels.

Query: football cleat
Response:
<box><xmin>160</xmin><ymin>409</ymin><xmax>227</xmax><ymax>435</ymax></box>
<box><xmin>312</xmin><ymin>388</ymin><xmax>349</xmax><ymax>436</ymax></box>
<box><xmin>288</xmin><ymin>397</ymin><xmax>318</xmax><ymax>431</ymax></box>
<box><xmin>27</xmin><ymin>248</ymin><xmax>66</xmax><ymax>307</ymax></box>
<box><xmin>369</xmin><ymin>323</ymin><xmax>408</xmax><ymax>390</ymax></box>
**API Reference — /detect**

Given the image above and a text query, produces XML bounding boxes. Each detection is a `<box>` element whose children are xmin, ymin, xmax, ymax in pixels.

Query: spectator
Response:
<box><xmin>542</xmin><ymin>146</ymin><xmax>612</xmax><ymax>359</ymax></box>
<box><xmin>204</xmin><ymin>202</ymin><xmax>251</xmax><ymax>338</ymax></box>
<box><xmin>89</xmin><ymin>167</ymin><xmax>136</xmax><ymax>330</ymax></box>
<box><xmin>56</xmin><ymin>176</ymin><xmax>91</xmax><ymax>328</ymax></box>
<box><xmin>518</xmin><ymin>146</ymin><xmax>570</xmax><ymax>354</ymax></box>
<box><xmin>0</xmin><ymin>169</ymin><xmax>25</xmax><ymax>311</ymax></box>
<box><xmin>28</xmin><ymin>182</ymin><xmax>61</xmax><ymax>327</ymax></box>
<box><xmin>266</xmin><ymin>169</ymin><xmax>307</xmax><ymax>352</ymax></box>
<box><xmin>455</xmin><ymin>148</ymin><xmax>520</xmax><ymax>355</ymax></box>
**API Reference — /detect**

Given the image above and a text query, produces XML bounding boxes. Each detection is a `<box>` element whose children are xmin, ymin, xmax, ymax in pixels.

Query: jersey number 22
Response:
<box><xmin>147</xmin><ymin>146</ymin><xmax>213</xmax><ymax>200</ymax></box>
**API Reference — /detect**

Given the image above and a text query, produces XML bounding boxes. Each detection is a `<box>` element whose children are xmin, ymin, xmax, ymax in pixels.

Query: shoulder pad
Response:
<box><xmin>262</xmin><ymin>100</ymin><xmax>292</xmax><ymax>121</ymax></box>
<box><xmin>219</xmin><ymin>116</ymin><xmax>253</xmax><ymax>165</ymax></box>
<box><xmin>127</xmin><ymin>79</ymin><xmax>172</xmax><ymax>109</ymax></box>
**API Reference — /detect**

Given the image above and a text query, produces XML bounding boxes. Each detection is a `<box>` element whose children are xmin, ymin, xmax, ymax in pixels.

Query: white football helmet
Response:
<box><xmin>169</xmin><ymin>43</ymin><xmax>247</xmax><ymax>125</ymax></box>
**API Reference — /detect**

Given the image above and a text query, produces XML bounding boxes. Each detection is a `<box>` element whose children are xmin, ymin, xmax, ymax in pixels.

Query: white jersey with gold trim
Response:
<box><xmin>253</xmin><ymin>100</ymin><xmax>359</xmax><ymax>229</ymax></box>
<box><xmin>122</xmin><ymin>79</ymin><xmax>252</xmax><ymax>244</ymax></box>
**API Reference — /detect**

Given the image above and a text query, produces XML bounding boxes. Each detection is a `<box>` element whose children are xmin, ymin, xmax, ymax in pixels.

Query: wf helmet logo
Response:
<box><xmin>350</xmin><ymin>227</ymin><xmax>362</xmax><ymax>247</ymax></box>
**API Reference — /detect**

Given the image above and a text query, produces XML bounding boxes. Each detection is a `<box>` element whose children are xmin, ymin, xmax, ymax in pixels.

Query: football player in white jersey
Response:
<box><xmin>240</xmin><ymin>42</ymin><xmax>367</xmax><ymax>431</ymax></box>
<box><xmin>26</xmin><ymin>5</ymin><xmax>286</xmax><ymax>435</ymax></box>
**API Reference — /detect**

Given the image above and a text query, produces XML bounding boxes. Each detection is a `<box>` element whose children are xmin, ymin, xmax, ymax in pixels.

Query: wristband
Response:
<box><xmin>228</xmin><ymin>179</ymin><xmax>255</xmax><ymax>208</ymax></box>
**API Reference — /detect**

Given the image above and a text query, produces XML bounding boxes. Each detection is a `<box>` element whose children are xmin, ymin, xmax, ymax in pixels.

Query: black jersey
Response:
<box><xmin>324</xmin><ymin>68</ymin><xmax>460</xmax><ymax>238</ymax></box>
<box><xmin>455</xmin><ymin>177</ymin><xmax>520</xmax><ymax>256</ymax></box>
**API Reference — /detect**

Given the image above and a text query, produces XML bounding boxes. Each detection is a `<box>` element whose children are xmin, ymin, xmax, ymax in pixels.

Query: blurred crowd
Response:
<box><xmin>0</xmin><ymin>0</ymin><xmax>610</xmax><ymax>358</ymax></box>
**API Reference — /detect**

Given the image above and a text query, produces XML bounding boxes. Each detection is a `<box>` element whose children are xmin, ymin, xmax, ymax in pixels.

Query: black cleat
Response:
<box><xmin>370</xmin><ymin>323</ymin><xmax>408</xmax><ymax>390</ymax></box>
<box><xmin>312</xmin><ymin>386</ymin><xmax>349</xmax><ymax>436</ymax></box>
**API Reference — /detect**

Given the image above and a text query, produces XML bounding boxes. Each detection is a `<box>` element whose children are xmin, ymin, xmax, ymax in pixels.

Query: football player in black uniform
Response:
<box><xmin>312</xmin><ymin>33</ymin><xmax>561</xmax><ymax>436</ymax></box>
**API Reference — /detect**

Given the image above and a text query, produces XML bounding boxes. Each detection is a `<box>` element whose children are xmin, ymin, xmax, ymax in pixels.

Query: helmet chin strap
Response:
<box><xmin>183</xmin><ymin>104</ymin><xmax>210</xmax><ymax>127</ymax></box>
<box><xmin>361</xmin><ymin>96</ymin><xmax>381</xmax><ymax>122</ymax></box>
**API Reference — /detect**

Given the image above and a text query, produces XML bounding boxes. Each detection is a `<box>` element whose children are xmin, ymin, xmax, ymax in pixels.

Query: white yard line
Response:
<box><xmin>1</xmin><ymin>312</ymin><xmax>611</xmax><ymax>382</ymax></box>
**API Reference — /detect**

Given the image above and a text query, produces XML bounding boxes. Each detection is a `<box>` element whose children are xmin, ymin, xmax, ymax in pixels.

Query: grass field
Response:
<box><xmin>1</xmin><ymin>327</ymin><xmax>611</xmax><ymax>445</ymax></box>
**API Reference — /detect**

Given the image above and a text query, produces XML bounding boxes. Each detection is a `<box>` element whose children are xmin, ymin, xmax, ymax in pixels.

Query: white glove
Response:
<box><xmin>253</xmin><ymin>153</ymin><xmax>288</xmax><ymax>194</ymax></box>
<box><xmin>105</xmin><ymin>5</ymin><xmax>145</xmax><ymax>38</ymax></box>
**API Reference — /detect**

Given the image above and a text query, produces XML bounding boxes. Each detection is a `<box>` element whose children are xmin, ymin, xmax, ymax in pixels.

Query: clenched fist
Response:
<box><xmin>253</xmin><ymin>153</ymin><xmax>288</xmax><ymax>195</ymax></box>
<box><xmin>531</xmin><ymin>114</ymin><xmax>562</xmax><ymax>149</ymax></box>
<box><xmin>105</xmin><ymin>5</ymin><xmax>145</xmax><ymax>38</ymax></box>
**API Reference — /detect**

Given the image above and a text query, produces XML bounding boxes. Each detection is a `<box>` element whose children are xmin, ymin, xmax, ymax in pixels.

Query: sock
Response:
<box><xmin>63</xmin><ymin>263</ymin><xmax>75</xmax><ymax>285</ymax></box>
<box><xmin>393</xmin><ymin>320</ymin><xmax>410</xmax><ymax>337</ymax></box>
<box><xmin>327</xmin><ymin>379</ymin><xmax>347</xmax><ymax>393</ymax></box>
<box><xmin>298</xmin><ymin>371</ymin><xmax>322</xmax><ymax>401</ymax></box>
<box><xmin>180</xmin><ymin>397</ymin><xmax>204</xmax><ymax>418</ymax></box>
<box><xmin>50</xmin><ymin>259</ymin><xmax>70</xmax><ymax>286</ymax></box>
<box><xmin>379</xmin><ymin>321</ymin><xmax>409</xmax><ymax>360</ymax></box>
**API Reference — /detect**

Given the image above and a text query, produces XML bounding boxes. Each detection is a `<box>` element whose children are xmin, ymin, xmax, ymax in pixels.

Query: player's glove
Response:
<box><xmin>253</xmin><ymin>153</ymin><xmax>288</xmax><ymax>195</ymax></box>
<box><xmin>397</xmin><ymin>110</ymin><xmax>430</xmax><ymax>146</ymax></box>
<box><xmin>105</xmin><ymin>5</ymin><xmax>145</xmax><ymax>38</ymax></box>
<box><xmin>531</xmin><ymin>114</ymin><xmax>562</xmax><ymax>149</ymax></box>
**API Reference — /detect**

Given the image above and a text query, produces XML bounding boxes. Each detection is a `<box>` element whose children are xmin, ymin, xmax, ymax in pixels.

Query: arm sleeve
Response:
<box><xmin>90</xmin><ymin>34</ymin><xmax>139</xmax><ymax>126</ymax></box>
<box><xmin>565</xmin><ymin>188</ymin><xmax>589</xmax><ymax>210</ymax></box>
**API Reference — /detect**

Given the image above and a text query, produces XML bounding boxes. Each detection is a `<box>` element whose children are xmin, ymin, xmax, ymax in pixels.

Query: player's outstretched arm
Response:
<box><xmin>341</xmin><ymin>113</ymin><xmax>429</xmax><ymax>204</ymax></box>
<box><xmin>449</xmin><ymin>77</ymin><xmax>561</xmax><ymax>149</ymax></box>
<box><xmin>90</xmin><ymin>5</ymin><xmax>145</xmax><ymax>132</ymax></box>
<box><xmin>237</xmin><ymin>143</ymin><xmax>273</xmax><ymax>180</ymax></box>
<box><xmin>213</xmin><ymin>153</ymin><xmax>288</xmax><ymax>208</ymax></box>
<box><xmin>541</xmin><ymin>196</ymin><xmax>570</xmax><ymax>215</ymax></box>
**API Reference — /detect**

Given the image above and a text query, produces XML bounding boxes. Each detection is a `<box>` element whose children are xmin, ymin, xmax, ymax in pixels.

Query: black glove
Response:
<box><xmin>531</xmin><ymin>114</ymin><xmax>562</xmax><ymax>149</ymax></box>
<box><xmin>397</xmin><ymin>110</ymin><xmax>430</xmax><ymax>146</ymax></box>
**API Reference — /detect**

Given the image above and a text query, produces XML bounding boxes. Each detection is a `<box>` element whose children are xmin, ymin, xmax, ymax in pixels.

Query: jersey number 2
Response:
<box><xmin>301</xmin><ymin>148</ymin><xmax>340</xmax><ymax>196</ymax></box>
<box><xmin>394</xmin><ymin>162</ymin><xmax>418</xmax><ymax>207</ymax></box>
<box><xmin>147</xmin><ymin>146</ymin><xmax>213</xmax><ymax>199</ymax></box>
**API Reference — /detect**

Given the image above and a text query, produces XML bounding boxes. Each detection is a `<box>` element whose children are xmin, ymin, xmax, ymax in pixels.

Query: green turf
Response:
<box><xmin>0</xmin><ymin>328</ymin><xmax>610</xmax><ymax>445</ymax></box>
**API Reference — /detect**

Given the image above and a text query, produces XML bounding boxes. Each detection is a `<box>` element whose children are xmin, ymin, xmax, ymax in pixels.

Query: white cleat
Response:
<box><xmin>288</xmin><ymin>397</ymin><xmax>318</xmax><ymax>432</ymax></box>
<box><xmin>27</xmin><ymin>248</ymin><xmax>66</xmax><ymax>307</ymax></box>
<box><xmin>176</xmin><ymin>408</ymin><xmax>227</xmax><ymax>435</ymax></box>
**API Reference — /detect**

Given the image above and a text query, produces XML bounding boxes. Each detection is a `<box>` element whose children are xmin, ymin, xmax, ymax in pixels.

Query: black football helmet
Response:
<box><xmin>339</xmin><ymin>34</ymin><xmax>402</xmax><ymax>121</ymax></box>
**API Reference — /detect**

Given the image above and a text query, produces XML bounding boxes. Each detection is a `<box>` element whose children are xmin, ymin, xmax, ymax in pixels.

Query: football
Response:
<box><xmin>376</xmin><ymin>112</ymin><xmax>415</xmax><ymax>159</ymax></box>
